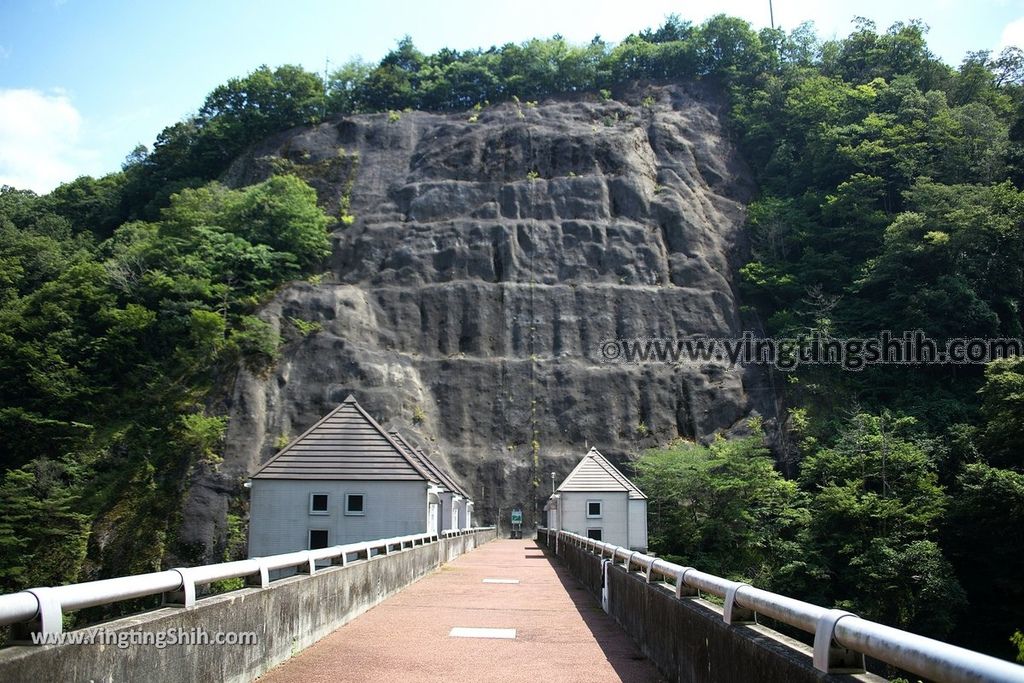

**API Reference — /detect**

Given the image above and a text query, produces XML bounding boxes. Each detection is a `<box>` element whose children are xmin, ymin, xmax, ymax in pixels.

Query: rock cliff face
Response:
<box><xmin>181</xmin><ymin>84</ymin><xmax>776</xmax><ymax>560</ymax></box>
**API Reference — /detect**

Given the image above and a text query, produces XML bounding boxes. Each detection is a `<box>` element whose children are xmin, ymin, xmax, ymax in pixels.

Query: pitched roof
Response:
<box><xmin>387</xmin><ymin>432</ymin><xmax>475</xmax><ymax>501</ymax></box>
<box><xmin>250</xmin><ymin>396</ymin><xmax>432</xmax><ymax>481</ymax></box>
<box><xmin>388</xmin><ymin>430</ymin><xmax>471</xmax><ymax>499</ymax></box>
<box><xmin>388</xmin><ymin>431</ymin><xmax>443</xmax><ymax>487</ymax></box>
<box><xmin>418</xmin><ymin>447</ymin><xmax>471</xmax><ymax>499</ymax></box>
<box><xmin>556</xmin><ymin>447</ymin><xmax>646</xmax><ymax>499</ymax></box>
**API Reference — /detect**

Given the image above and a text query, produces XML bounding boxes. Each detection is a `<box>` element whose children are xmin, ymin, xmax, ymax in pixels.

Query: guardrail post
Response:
<box><xmin>623</xmin><ymin>551</ymin><xmax>638</xmax><ymax>571</ymax></box>
<box><xmin>601</xmin><ymin>559</ymin><xmax>611</xmax><ymax>613</ymax></box>
<box><xmin>645</xmin><ymin>559</ymin><xmax>660</xmax><ymax>583</ymax></box>
<box><xmin>295</xmin><ymin>553</ymin><xmax>316</xmax><ymax>575</ymax></box>
<box><xmin>164</xmin><ymin>568</ymin><xmax>197</xmax><ymax>608</ymax></box>
<box><xmin>723</xmin><ymin>582</ymin><xmax>756</xmax><ymax>624</ymax></box>
<box><xmin>245</xmin><ymin>559</ymin><xmax>270</xmax><ymax>589</ymax></box>
<box><xmin>814</xmin><ymin>610</ymin><xmax>866</xmax><ymax>674</ymax></box>
<box><xmin>674</xmin><ymin>567</ymin><xmax>698</xmax><ymax>598</ymax></box>
<box><xmin>11</xmin><ymin>587</ymin><xmax>62</xmax><ymax>641</ymax></box>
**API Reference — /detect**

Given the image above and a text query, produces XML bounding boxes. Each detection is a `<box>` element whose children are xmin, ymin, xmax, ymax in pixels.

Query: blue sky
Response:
<box><xmin>1</xmin><ymin>0</ymin><xmax>1022</xmax><ymax>193</ymax></box>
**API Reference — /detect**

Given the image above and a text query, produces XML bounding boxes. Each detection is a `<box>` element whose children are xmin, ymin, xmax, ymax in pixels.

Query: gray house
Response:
<box><xmin>247</xmin><ymin>396</ymin><xmax>434</xmax><ymax>558</ymax></box>
<box><xmin>544</xmin><ymin>447</ymin><xmax>647</xmax><ymax>551</ymax></box>
<box><xmin>388</xmin><ymin>430</ymin><xmax>473</xmax><ymax>532</ymax></box>
<box><xmin>388</xmin><ymin>431</ymin><xmax>443</xmax><ymax>534</ymax></box>
<box><xmin>420</xmin><ymin>446</ymin><xmax>473</xmax><ymax>531</ymax></box>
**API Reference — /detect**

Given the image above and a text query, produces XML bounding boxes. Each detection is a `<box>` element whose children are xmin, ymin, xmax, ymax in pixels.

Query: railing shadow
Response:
<box><xmin>523</xmin><ymin>538</ymin><xmax>666</xmax><ymax>683</ymax></box>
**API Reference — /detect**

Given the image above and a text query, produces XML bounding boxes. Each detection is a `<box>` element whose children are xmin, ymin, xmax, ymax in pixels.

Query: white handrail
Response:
<box><xmin>0</xmin><ymin>527</ymin><xmax>495</xmax><ymax>639</ymax></box>
<box><xmin>540</xmin><ymin>528</ymin><xmax>1024</xmax><ymax>683</ymax></box>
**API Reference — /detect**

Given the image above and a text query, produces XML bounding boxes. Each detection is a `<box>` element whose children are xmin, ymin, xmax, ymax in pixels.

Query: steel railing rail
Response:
<box><xmin>540</xmin><ymin>528</ymin><xmax>1024</xmax><ymax>683</ymax></box>
<box><xmin>0</xmin><ymin>526</ymin><xmax>494</xmax><ymax>640</ymax></box>
<box><xmin>53</xmin><ymin>571</ymin><xmax>184</xmax><ymax>613</ymax></box>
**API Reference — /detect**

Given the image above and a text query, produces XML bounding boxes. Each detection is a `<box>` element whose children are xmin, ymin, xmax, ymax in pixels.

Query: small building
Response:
<box><xmin>247</xmin><ymin>395</ymin><xmax>435</xmax><ymax>558</ymax></box>
<box><xmin>544</xmin><ymin>447</ymin><xmax>647</xmax><ymax>551</ymax></box>
<box><xmin>389</xmin><ymin>430</ymin><xmax>473</xmax><ymax>532</ymax></box>
<box><xmin>418</xmin><ymin>446</ymin><xmax>473</xmax><ymax>531</ymax></box>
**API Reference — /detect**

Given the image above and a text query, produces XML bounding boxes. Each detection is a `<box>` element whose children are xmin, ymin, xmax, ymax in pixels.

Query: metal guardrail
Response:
<box><xmin>540</xmin><ymin>528</ymin><xmax>1024</xmax><ymax>683</ymax></box>
<box><xmin>0</xmin><ymin>527</ymin><xmax>494</xmax><ymax>641</ymax></box>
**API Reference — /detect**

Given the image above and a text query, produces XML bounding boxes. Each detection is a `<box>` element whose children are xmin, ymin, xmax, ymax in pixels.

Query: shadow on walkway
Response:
<box><xmin>524</xmin><ymin>539</ymin><xmax>665</xmax><ymax>683</ymax></box>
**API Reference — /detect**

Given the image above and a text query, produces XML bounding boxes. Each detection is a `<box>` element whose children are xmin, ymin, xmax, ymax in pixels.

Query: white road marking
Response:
<box><xmin>482</xmin><ymin>578</ymin><xmax>520</xmax><ymax>584</ymax></box>
<box><xmin>449</xmin><ymin>627</ymin><xmax>517</xmax><ymax>639</ymax></box>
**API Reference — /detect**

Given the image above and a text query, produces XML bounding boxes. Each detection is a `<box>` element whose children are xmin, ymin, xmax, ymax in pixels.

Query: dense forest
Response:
<box><xmin>0</xmin><ymin>13</ymin><xmax>1022</xmax><ymax>661</ymax></box>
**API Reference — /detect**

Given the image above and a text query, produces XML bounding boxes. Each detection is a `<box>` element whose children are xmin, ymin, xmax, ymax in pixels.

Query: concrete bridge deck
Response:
<box><xmin>259</xmin><ymin>538</ymin><xmax>662</xmax><ymax>683</ymax></box>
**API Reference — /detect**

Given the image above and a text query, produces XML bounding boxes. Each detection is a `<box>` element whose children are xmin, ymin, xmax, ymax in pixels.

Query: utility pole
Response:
<box><xmin>769</xmin><ymin>0</ymin><xmax>775</xmax><ymax>30</ymax></box>
<box><xmin>322</xmin><ymin>57</ymin><xmax>331</xmax><ymax>121</ymax></box>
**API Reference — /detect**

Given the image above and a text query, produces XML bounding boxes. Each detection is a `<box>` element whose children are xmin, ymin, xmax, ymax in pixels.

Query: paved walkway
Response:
<box><xmin>259</xmin><ymin>539</ymin><xmax>662</xmax><ymax>682</ymax></box>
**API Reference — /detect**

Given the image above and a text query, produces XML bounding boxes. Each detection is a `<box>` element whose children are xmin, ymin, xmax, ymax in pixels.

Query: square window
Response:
<box><xmin>310</xmin><ymin>493</ymin><xmax>329</xmax><ymax>514</ymax></box>
<box><xmin>345</xmin><ymin>493</ymin><xmax>365</xmax><ymax>515</ymax></box>
<box><xmin>309</xmin><ymin>529</ymin><xmax>329</xmax><ymax>549</ymax></box>
<box><xmin>586</xmin><ymin>500</ymin><xmax>602</xmax><ymax>518</ymax></box>
<box><xmin>587</xmin><ymin>528</ymin><xmax>603</xmax><ymax>541</ymax></box>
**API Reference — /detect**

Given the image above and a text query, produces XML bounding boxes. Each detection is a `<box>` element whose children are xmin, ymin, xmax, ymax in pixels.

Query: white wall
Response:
<box><xmin>559</xmin><ymin>492</ymin><xmax>629</xmax><ymax>547</ymax></box>
<box><xmin>628</xmin><ymin>499</ymin><xmax>648</xmax><ymax>551</ymax></box>
<box><xmin>546</xmin><ymin>507</ymin><xmax>559</xmax><ymax>531</ymax></box>
<box><xmin>248</xmin><ymin>480</ymin><xmax>428</xmax><ymax>558</ymax></box>
<box><xmin>456</xmin><ymin>498</ymin><xmax>471</xmax><ymax>529</ymax></box>
<box><xmin>428</xmin><ymin>501</ymin><xmax>439</xmax><ymax>536</ymax></box>
<box><xmin>436</xmin><ymin>493</ymin><xmax>468</xmax><ymax>532</ymax></box>
<box><xmin>439</xmin><ymin>492</ymin><xmax>458</xmax><ymax>531</ymax></box>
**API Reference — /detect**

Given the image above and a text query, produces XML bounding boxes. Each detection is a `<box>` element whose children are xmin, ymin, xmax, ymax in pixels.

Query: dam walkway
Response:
<box><xmin>259</xmin><ymin>538</ymin><xmax>661</xmax><ymax>683</ymax></box>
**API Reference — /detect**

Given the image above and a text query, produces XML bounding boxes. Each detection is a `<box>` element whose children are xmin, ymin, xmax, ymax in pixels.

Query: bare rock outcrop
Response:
<box><xmin>179</xmin><ymin>85</ymin><xmax>776</xmax><ymax>560</ymax></box>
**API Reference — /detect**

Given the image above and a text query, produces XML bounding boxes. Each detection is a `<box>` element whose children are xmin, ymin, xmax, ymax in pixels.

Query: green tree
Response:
<box><xmin>0</xmin><ymin>462</ymin><xmax>90</xmax><ymax>593</ymax></box>
<box><xmin>635</xmin><ymin>430</ymin><xmax>815</xmax><ymax>593</ymax></box>
<box><xmin>944</xmin><ymin>463</ymin><xmax>1024</xmax><ymax>657</ymax></box>
<box><xmin>199</xmin><ymin>64</ymin><xmax>324</xmax><ymax>149</ymax></box>
<box><xmin>800</xmin><ymin>413</ymin><xmax>965</xmax><ymax>636</ymax></box>
<box><xmin>978</xmin><ymin>357</ymin><xmax>1024</xmax><ymax>469</ymax></box>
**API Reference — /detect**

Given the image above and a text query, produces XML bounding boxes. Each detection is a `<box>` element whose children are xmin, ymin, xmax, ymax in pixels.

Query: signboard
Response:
<box><xmin>511</xmin><ymin>508</ymin><xmax>523</xmax><ymax>524</ymax></box>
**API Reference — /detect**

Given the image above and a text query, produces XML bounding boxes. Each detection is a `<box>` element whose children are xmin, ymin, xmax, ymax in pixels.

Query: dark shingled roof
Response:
<box><xmin>250</xmin><ymin>396</ymin><xmax>431</xmax><ymax>481</ymax></box>
<box><xmin>388</xmin><ymin>431</ymin><xmax>442</xmax><ymax>487</ymax></box>
<box><xmin>388</xmin><ymin>430</ymin><xmax>471</xmax><ymax>499</ymax></box>
<box><xmin>421</xmin><ymin>447</ymin><xmax>470</xmax><ymax>500</ymax></box>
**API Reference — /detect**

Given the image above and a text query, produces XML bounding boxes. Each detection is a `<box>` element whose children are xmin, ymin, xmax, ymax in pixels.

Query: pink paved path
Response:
<box><xmin>258</xmin><ymin>538</ymin><xmax>663</xmax><ymax>682</ymax></box>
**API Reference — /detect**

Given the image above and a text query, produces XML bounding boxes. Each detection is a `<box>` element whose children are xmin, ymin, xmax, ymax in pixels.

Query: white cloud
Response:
<box><xmin>0</xmin><ymin>88</ymin><xmax>99</xmax><ymax>194</ymax></box>
<box><xmin>997</xmin><ymin>16</ymin><xmax>1024</xmax><ymax>51</ymax></box>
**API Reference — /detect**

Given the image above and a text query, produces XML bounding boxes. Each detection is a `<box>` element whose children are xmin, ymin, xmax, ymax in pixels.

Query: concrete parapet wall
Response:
<box><xmin>0</xmin><ymin>528</ymin><xmax>495</xmax><ymax>683</ymax></box>
<box><xmin>535</xmin><ymin>532</ymin><xmax>880</xmax><ymax>683</ymax></box>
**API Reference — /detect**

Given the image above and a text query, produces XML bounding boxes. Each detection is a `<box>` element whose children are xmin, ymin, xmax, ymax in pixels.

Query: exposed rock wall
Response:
<box><xmin>181</xmin><ymin>85</ymin><xmax>776</xmax><ymax>561</ymax></box>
